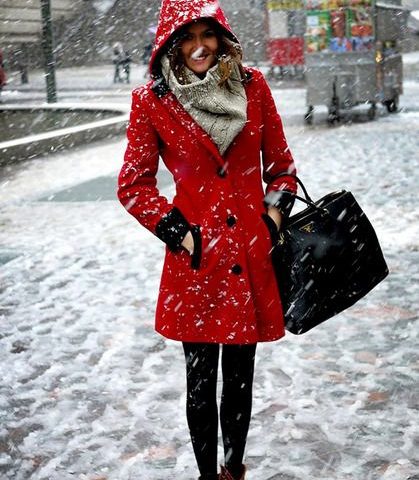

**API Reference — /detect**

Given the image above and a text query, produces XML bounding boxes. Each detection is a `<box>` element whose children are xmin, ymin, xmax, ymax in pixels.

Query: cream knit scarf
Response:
<box><xmin>161</xmin><ymin>55</ymin><xmax>247</xmax><ymax>155</ymax></box>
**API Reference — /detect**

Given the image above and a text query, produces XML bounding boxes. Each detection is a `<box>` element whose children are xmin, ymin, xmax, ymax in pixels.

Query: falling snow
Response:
<box><xmin>0</xmin><ymin>51</ymin><xmax>419</xmax><ymax>480</ymax></box>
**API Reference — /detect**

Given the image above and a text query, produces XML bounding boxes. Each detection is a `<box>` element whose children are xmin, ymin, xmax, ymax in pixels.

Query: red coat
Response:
<box><xmin>118</xmin><ymin>0</ymin><xmax>297</xmax><ymax>344</ymax></box>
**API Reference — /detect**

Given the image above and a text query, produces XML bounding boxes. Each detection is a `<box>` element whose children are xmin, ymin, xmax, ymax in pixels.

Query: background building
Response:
<box><xmin>0</xmin><ymin>0</ymin><xmax>417</xmax><ymax>73</ymax></box>
<box><xmin>0</xmin><ymin>0</ymin><xmax>83</xmax><ymax>73</ymax></box>
<box><xmin>0</xmin><ymin>0</ymin><xmax>267</xmax><ymax>70</ymax></box>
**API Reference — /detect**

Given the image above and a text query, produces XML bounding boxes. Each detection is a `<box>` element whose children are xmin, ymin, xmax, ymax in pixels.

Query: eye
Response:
<box><xmin>181</xmin><ymin>33</ymin><xmax>194</xmax><ymax>42</ymax></box>
<box><xmin>204</xmin><ymin>30</ymin><xmax>216</xmax><ymax>38</ymax></box>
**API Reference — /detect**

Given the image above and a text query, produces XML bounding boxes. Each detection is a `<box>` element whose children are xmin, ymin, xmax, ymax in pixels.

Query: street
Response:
<box><xmin>0</xmin><ymin>58</ymin><xmax>418</xmax><ymax>480</ymax></box>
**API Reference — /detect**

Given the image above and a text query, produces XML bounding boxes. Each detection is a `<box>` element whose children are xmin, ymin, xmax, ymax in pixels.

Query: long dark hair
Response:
<box><xmin>164</xmin><ymin>19</ymin><xmax>247</xmax><ymax>89</ymax></box>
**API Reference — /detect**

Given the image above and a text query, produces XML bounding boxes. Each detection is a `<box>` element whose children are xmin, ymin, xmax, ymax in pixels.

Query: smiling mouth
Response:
<box><xmin>190</xmin><ymin>47</ymin><xmax>211</xmax><ymax>62</ymax></box>
<box><xmin>192</xmin><ymin>55</ymin><xmax>209</xmax><ymax>62</ymax></box>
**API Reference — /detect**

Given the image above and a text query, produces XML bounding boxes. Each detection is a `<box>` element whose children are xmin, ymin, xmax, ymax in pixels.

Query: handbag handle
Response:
<box><xmin>271</xmin><ymin>172</ymin><xmax>332</xmax><ymax>216</ymax></box>
<box><xmin>271</xmin><ymin>172</ymin><xmax>320</xmax><ymax>209</ymax></box>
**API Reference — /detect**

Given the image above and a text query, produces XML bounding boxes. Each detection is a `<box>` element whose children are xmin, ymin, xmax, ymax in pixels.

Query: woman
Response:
<box><xmin>118</xmin><ymin>1</ymin><xmax>297</xmax><ymax>479</ymax></box>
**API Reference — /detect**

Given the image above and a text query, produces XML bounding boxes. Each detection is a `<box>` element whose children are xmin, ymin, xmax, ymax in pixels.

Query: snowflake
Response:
<box><xmin>200</xmin><ymin>1</ymin><xmax>219</xmax><ymax>17</ymax></box>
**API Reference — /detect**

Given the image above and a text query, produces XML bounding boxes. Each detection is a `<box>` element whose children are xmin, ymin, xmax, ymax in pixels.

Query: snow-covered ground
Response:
<box><xmin>0</xmin><ymin>61</ymin><xmax>419</xmax><ymax>480</ymax></box>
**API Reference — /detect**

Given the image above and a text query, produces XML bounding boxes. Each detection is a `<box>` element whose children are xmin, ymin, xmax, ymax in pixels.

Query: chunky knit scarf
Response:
<box><xmin>161</xmin><ymin>55</ymin><xmax>247</xmax><ymax>155</ymax></box>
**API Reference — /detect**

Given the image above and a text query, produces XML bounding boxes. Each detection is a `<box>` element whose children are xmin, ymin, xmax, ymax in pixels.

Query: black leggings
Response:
<box><xmin>183</xmin><ymin>342</ymin><xmax>257</xmax><ymax>478</ymax></box>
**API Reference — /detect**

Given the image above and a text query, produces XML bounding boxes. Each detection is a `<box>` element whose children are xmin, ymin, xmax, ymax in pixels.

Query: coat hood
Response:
<box><xmin>149</xmin><ymin>0</ymin><xmax>240</xmax><ymax>75</ymax></box>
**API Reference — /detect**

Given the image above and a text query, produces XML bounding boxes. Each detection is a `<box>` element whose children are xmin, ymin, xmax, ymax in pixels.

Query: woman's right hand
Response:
<box><xmin>181</xmin><ymin>231</ymin><xmax>194</xmax><ymax>255</ymax></box>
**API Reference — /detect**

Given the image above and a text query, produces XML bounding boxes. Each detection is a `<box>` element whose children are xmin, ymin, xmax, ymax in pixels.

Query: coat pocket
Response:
<box><xmin>190</xmin><ymin>225</ymin><xmax>202</xmax><ymax>270</ymax></box>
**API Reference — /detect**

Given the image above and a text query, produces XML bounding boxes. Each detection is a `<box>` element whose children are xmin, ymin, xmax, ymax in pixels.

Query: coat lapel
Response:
<box><xmin>153</xmin><ymin>79</ymin><xmax>225</xmax><ymax>167</ymax></box>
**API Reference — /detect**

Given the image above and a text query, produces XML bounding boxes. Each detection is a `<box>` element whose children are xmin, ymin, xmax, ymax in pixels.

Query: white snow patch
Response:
<box><xmin>403</xmin><ymin>50</ymin><xmax>419</xmax><ymax>65</ymax></box>
<box><xmin>93</xmin><ymin>0</ymin><xmax>115</xmax><ymax>14</ymax></box>
<box><xmin>200</xmin><ymin>2</ymin><xmax>219</xmax><ymax>17</ymax></box>
<box><xmin>191</xmin><ymin>47</ymin><xmax>205</xmax><ymax>60</ymax></box>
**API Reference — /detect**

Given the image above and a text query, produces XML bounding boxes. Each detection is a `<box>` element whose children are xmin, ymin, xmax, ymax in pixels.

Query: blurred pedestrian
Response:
<box><xmin>112</xmin><ymin>42</ymin><xmax>124</xmax><ymax>83</ymax></box>
<box><xmin>121</xmin><ymin>50</ymin><xmax>132</xmax><ymax>83</ymax></box>
<box><xmin>15</xmin><ymin>46</ymin><xmax>29</xmax><ymax>84</ymax></box>
<box><xmin>118</xmin><ymin>1</ymin><xmax>297</xmax><ymax>479</ymax></box>
<box><xmin>142</xmin><ymin>42</ymin><xmax>153</xmax><ymax>65</ymax></box>
<box><xmin>0</xmin><ymin>49</ymin><xmax>7</xmax><ymax>98</ymax></box>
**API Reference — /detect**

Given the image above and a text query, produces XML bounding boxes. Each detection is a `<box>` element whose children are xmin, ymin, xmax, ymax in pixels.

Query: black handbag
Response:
<box><xmin>270</xmin><ymin>174</ymin><xmax>389</xmax><ymax>335</ymax></box>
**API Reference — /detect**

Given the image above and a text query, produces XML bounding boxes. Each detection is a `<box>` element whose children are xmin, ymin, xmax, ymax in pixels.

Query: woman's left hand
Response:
<box><xmin>267</xmin><ymin>206</ymin><xmax>283</xmax><ymax>231</ymax></box>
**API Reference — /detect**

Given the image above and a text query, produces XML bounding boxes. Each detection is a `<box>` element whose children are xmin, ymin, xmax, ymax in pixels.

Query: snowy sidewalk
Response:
<box><xmin>1</xmin><ymin>50</ymin><xmax>419</xmax><ymax>103</ymax></box>
<box><xmin>0</xmin><ymin>65</ymin><xmax>419</xmax><ymax>479</ymax></box>
<box><xmin>4</xmin><ymin>64</ymin><xmax>149</xmax><ymax>93</ymax></box>
<box><xmin>0</xmin><ymin>64</ymin><xmax>149</xmax><ymax>106</ymax></box>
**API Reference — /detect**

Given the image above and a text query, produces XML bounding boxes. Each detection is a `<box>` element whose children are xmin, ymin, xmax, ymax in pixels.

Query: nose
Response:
<box><xmin>194</xmin><ymin>36</ymin><xmax>204</xmax><ymax>48</ymax></box>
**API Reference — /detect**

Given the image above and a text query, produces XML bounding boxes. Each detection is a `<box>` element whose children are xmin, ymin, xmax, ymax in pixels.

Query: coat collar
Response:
<box><xmin>151</xmin><ymin>70</ymin><xmax>253</xmax><ymax>98</ymax></box>
<box><xmin>150</xmin><ymin>70</ymin><xmax>253</xmax><ymax>165</ymax></box>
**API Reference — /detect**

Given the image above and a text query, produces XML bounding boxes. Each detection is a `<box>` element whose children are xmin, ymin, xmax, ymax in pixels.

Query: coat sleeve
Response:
<box><xmin>259</xmin><ymin>73</ymin><xmax>297</xmax><ymax>218</ymax></box>
<box><xmin>117</xmin><ymin>88</ymin><xmax>190</xmax><ymax>252</ymax></box>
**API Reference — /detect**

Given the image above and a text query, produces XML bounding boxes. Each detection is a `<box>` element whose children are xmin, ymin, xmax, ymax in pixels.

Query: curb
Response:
<box><xmin>0</xmin><ymin>103</ymin><xmax>128</xmax><ymax>165</ymax></box>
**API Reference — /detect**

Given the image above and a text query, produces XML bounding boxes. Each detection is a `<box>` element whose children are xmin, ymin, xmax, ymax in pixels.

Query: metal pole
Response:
<box><xmin>40</xmin><ymin>0</ymin><xmax>57</xmax><ymax>103</ymax></box>
<box><xmin>264</xmin><ymin>0</ymin><xmax>270</xmax><ymax>63</ymax></box>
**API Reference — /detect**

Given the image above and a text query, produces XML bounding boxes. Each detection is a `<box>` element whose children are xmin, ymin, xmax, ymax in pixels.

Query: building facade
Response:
<box><xmin>0</xmin><ymin>0</ymin><xmax>84</xmax><ymax>73</ymax></box>
<box><xmin>0</xmin><ymin>0</ymin><xmax>268</xmax><ymax>71</ymax></box>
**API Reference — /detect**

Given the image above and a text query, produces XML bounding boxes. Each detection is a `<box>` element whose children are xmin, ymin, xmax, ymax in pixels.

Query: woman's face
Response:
<box><xmin>180</xmin><ymin>21</ymin><xmax>219</xmax><ymax>76</ymax></box>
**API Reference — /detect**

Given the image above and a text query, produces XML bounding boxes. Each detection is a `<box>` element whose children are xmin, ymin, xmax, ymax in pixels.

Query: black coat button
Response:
<box><xmin>217</xmin><ymin>166</ymin><xmax>227</xmax><ymax>178</ymax></box>
<box><xmin>231</xmin><ymin>264</ymin><xmax>242</xmax><ymax>275</ymax></box>
<box><xmin>226</xmin><ymin>215</ymin><xmax>236</xmax><ymax>227</ymax></box>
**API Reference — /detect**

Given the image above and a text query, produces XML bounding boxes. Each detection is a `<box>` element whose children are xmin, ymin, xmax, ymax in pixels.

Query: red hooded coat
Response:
<box><xmin>118</xmin><ymin>0</ymin><xmax>297</xmax><ymax>344</ymax></box>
